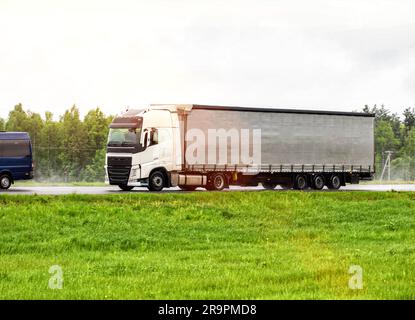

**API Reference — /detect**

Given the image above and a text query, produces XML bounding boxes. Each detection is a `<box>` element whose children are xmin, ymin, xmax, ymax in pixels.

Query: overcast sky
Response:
<box><xmin>0</xmin><ymin>0</ymin><xmax>414</xmax><ymax>119</ymax></box>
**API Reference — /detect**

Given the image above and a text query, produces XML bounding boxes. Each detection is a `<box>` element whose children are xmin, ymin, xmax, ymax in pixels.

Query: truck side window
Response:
<box><xmin>149</xmin><ymin>128</ymin><xmax>158</xmax><ymax>146</ymax></box>
<box><xmin>143</xmin><ymin>131</ymin><xmax>148</xmax><ymax>148</ymax></box>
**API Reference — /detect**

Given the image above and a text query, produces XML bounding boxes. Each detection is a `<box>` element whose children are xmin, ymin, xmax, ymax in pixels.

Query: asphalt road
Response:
<box><xmin>1</xmin><ymin>184</ymin><xmax>415</xmax><ymax>195</ymax></box>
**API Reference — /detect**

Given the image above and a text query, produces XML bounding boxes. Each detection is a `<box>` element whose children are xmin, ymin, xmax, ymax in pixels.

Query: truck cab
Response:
<box><xmin>0</xmin><ymin>132</ymin><xmax>34</xmax><ymax>190</ymax></box>
<box><xmin>105</xmin><ymin>106</ymin><xmax>182</xmax><ymax>191</ymax></box>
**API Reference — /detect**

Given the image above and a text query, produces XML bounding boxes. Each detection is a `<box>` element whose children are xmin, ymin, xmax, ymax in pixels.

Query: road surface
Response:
<box><xmin>1</xmin><ymin>184</ymin><xmax>415</xmax><ymax>195</ymax></box>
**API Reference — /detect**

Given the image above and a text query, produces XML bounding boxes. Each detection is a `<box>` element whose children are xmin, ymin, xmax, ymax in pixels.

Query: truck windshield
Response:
<box><xmin>107</xmin><ymin>128</ymin><xmax>141</xmax><ymax>146</ymax></box>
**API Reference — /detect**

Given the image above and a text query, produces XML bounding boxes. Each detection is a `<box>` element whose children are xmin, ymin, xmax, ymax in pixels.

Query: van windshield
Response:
<box><xmin>107</xmin><ymin>128</ymin><xmax>142</xmax><ymax>146</ymax></box>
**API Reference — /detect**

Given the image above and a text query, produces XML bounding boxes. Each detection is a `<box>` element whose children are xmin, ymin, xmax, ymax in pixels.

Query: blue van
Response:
<box><xmin>0</xmin><ymin>132</ymin><xmax>34</xmax><ymax>190</ymax></box>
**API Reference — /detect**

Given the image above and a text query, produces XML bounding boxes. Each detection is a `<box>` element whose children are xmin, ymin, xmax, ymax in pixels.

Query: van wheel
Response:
<box><xmin>262</xmin><ymin>181</ymin><xmax>277</xmax><ymax>190</ymax></box>
<box><xmin>148</xmin><ymin>171</ymin><xmax>165</xmax><ymax>191</ymax></box>
<box><xmin>0</xmin><ymin>174</ymin><xmax>12</xmax><ymax>190</ymax></box>
<box><xmin>327</xmin><ymin>174</ymin><xmax>341</xmax><ymax>190</ymax></box>
<box><xmin>293</xmin><ymin>174</ymin><xmax>308</xmax><ymax>190</ymax></box>
<box><xmin>207</xmin><ymin>173</ymin><xmax>226</xmax><ymax>191</ymax></box>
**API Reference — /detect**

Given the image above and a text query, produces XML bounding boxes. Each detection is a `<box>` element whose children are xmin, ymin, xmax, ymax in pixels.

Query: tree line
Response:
<box><xmin>1</xmin><ymin>103</ymin><xmax>415</xmax><ymax>181</ymax></box>
<box><xmin>363</xmin><ymin>105</ymin><xmax>415</xmax><ymax>180</ymax></box>
<box><xmin>0</xmin><ymin>104</ymin><xmax>112</xmax><ymax>182</ymax></box>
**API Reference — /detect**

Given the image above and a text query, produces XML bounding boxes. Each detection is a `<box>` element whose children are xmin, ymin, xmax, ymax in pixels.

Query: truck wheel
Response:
<box><xmin>178</xmin><ymin>185</ymin><xmax>197</xmax><ymax>191</ymax></box>
<box><xmin>148</xmin><ymin>171</ymin><xmax>165</xmax><ymax>191</ymax></box>
<box><xmin>0</xmin><ymin>174</ymin><xmax>12</xmax><ymax>190</ymax></box>
<box><xmin>327</xmin><ymin>174</ymin><xmax>341</xmax><ymax>190</ymax></box>
<box><xmin>262</xmin><ymin>181</ymin><xmax>277</xmax><ymax>190</ymax></box>
<box><xmin>118</xmin><ymin>185</ymin><xmax>134</xmax><ymax>191</ymax></box>
<box><xmin>312</xmin><ymin>175</ymin><xmax>325</xmax><ymax>190</ymax></box>
<box><xmin>294</xmin><ymin>174</ymin><xmax>307</xmax><ymax>190</ymax></box>
<box><xmin>207</xmin><ymin>173</ymin><xmax>226</xmax><ymax>191</ymax></box>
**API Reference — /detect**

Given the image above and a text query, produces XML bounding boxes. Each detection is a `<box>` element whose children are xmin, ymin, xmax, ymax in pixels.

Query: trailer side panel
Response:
<box><xmin>185</xmin><ymin>108</ymin><xmax>374</xmax><ymax>172</ymax></box>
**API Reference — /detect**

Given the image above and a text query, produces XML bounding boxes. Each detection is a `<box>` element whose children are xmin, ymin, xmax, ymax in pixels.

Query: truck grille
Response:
<box><xmin>107</xmin><ymin>156</ymin><xmax>132</xmax><ymax>185</ymax></box>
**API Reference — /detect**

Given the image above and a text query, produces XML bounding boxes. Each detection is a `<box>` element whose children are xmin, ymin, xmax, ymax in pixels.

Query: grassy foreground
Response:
<box><xmin>0</xmin><ymin>191</ymin><xmax>414</xmax><ymax>299</ymax></box>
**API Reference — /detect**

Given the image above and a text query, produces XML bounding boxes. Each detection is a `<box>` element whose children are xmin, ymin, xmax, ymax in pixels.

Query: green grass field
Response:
<box><xmin>0</xmin><ymin>191</ymin><xmax>414</xmax><ymax>299</ymax></box>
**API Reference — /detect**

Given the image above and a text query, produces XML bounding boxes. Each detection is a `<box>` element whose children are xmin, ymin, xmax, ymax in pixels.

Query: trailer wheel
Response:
<box><xmin>207</xmin><ymin>173</ymin><xmax>226</xmax><ymax>191</ymax></box>
<box><xmin>178</xmin><ymin>185</ymin><xmax>197</xmax><ymax>191</ymax></box>
<box><xmin>327</xmin><ymin>174</ymin><xmax>341</xmax><ymax>190</ymax></box>
<box><xmin>118</xmin><ymin>185</ymin><xmax>134</xmax><ymax>191</ymax></box>
<box><xmin>148</xmin><ymin>171</ymin><xmax>165</xmax><ymax>191</ymax></box>
<box><xmin>0</xmin><ymin>174</ymin><xmax>12</xmax><ymax>190</ymax></box>
<box><xmin>262</xmin><ymin>181</ymin><xmax>277</xmax><ymax>190</ymax></box>
<box><xmin>312</xmin><ymin>175</ymin><xmax>325</xmax><ymax>190</ymax></box>
<box><xmin>294</xmin><ymin>174</ymin><xmax>307</xmax><ymax>190</ymax></box>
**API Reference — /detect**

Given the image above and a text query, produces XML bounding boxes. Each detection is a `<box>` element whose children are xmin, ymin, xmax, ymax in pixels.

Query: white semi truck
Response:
<box><xmin>105</xmin><ymin>104</ymin><xmax>375</xmax><ymax>191</ymax></box>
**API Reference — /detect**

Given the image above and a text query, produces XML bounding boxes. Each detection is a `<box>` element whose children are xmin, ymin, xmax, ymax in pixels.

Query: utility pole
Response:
<box><xmin>380</xmin><ymin>151</ymin><xmax>393</xmax><ymax>182</ymax></box>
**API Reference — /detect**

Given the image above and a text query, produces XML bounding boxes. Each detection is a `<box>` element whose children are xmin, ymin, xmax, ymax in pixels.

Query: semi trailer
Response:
<box><xmin>105</xmin><ymin>104</ymin><xmax>375</xmax><ymax>191</ymax></box>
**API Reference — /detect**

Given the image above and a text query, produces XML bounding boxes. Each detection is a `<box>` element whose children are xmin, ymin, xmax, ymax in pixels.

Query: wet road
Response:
<box><xmin>1</xmin><ymin>184</ymin><xmax>415</xmax><ymax>195</ymax></box>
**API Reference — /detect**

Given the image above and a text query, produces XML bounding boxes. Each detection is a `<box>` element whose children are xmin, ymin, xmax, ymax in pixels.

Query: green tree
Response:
<box><xmin>391</xmin><ymin>156</ymin><xmax>412</xmax><ymax>181</ymax></box>
<box><xmin>363</xmin><ymin>104</ymin><xmax>403</xmax><ymax>146</ymax></box>
<box><xmin>6</xmin><ymin>104</ymin><xmax>44</xmax><ymax>145</ymax></box>
<box><xmin>403</xmin><ymin>107</ymin><xmax>415</xmax><ymax>135</ymax></box>
<box><xmin>375</xmin><ymin>120</ymin><xmax>399</xmax><ymax>153</ymax></box>
<box><xmin>0</xmin><ymin>117</ymin><xmax>5</xmax><ymax>131</ymax></box>
<box><xmin>83</xmin><ymin>108</ymin><xmax>111</xmax><ymax>162</ymax></box>
<box><xmin>26</xmin><ymin>111</ymin><xmax>44</xmax><ymax>152</ymax></box>
<box><xmin>6</xmin><ymin>103</ymin><xmax>29</xmax><ymax>132</ymax></box>
<box><xmin>82</xmin><ymin>149</ymin><xmax>106</xmax><ymax>182</ymax></box>
<box><xmin>374</xmin><ymin>120</ymin><xmax>400</xmax><ymax>178</ymax></box>
<box><xmin>60</xmin><ymin>105</ymin><xmax>88</xmax><ymax>181</ymax></box>
<box><xmin>402</xmin><ymin>128</ymin><xmax>415</xmax><ymax>157</ymax></box>
<box><xmin>37</xmin><ymin>112</ymin><xmax>63</xmax><ymax>180</ymax></box>
<box><xmin>400</xmin><ymin>128</ymin><xmax>415</xmax><ymax>180</ymax></box>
